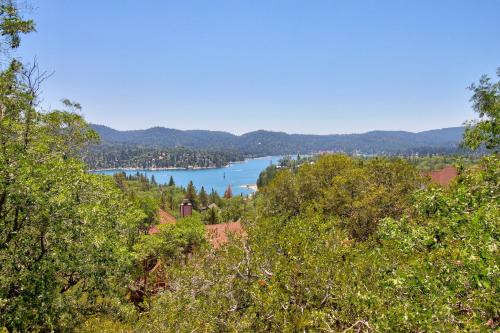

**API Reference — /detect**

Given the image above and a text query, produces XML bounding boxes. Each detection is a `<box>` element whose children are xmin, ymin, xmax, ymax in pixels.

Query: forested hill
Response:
<box><xmin>91</xmin><ymin>124</ymin><xmax>465</xmax><ymax>155</ymax></box>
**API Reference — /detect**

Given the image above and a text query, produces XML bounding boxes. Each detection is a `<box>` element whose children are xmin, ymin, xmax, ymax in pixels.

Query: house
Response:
<box><xmin>149</xmin><ymin>208</ymin><xmax>244</xmax><ymax>249</ymax></box>
<box><xmin>424</xmin><ymin>166</ymin><xmax>458</xmax><ymax>187</ymax></box>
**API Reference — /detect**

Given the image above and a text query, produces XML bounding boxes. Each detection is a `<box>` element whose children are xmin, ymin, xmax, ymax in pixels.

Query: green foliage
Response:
<box><xmin>2</xmin><ymin>4</ymin><xmax>498</xmax><ymax>331</ymax></box>
<box><xmin>0</xmin><ymin>0</ymin><xmax>35</xmax><ymax>50</ymax></box>
<box><xmin>463</xmin><ymin>69</ymin><xmax>499</xmax><ymax>151</ymax></box>
<box><xmin>203</xmin><ymin>207</ymin><xmax>220</xmax><ymax>224</ymax></box>
<box><xmin>256</xmin><ymin>164</ymin><xmax>279</xmax><ymax>188</ymax></box>
<box><xmin>161</xmin><ymin>185</ymin><xmax>186</xmax><ymax>216</ymax></box>
<box><xmin>407</xmin><ymin>155</ymin><xmax>479</xmax><ymax>171</ymax></box>
<box><xmin>198</xmin><ymin>186</ymin><xmax>208</xmax><ymax>208</ymax></box>
<box><xmin>85</xmin><ymin>144</ymin><xmax>244</xmax><ymax>169</ymax></box>
<box><xmin>0</xmin><ymin>92</ymin><xmax>143</xmax><ymax>330</ymax></box>
<box><xmin>133</xmin><ymin>216</ymin><xmax>206</xmax><ymax>264</ymax></box>
<box><xmin>135</xmin><ymin>154</ymin><xmax>499</xmax><ymax>332</ymax></box>
<box><xmin>92</xmin><ymin>123</ymin><xmax>466</xmax><ymax>156</ymax></box>
<box><xmin>219</xmin><ymin>196</ymin><xmax>246</xmax><ymax>223</ymax></box>
<box><xmin>0</xmin><ymin>5</ymin><xmax>143</xmax><ymax>330</ymax></box>
<box><xmin>260</xmin><ymin>154</ymin><xmax>423</xmax><ymax>240</ymax></box>
<box><xmin>209</xmin><ymin>188</ymin><xmax>222</xmax><ymax>206</ymax></box>
<box><xmin>186</xmin><ymin>180</ymin><xmax>198</xmax><ymax>210</ymax></box>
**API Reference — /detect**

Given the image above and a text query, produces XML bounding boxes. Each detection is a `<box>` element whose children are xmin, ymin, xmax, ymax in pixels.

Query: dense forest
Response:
<box><xmin>0</xmin><ymin>2</ymin><xmax>498</xmax><ymax>332</ymax></box>
<box><xmin>87</xmin><ymin>125</ymin><xmax>472</xmax><ymax>170</ymax></box>
<box><xmin>91</xmin><ymin>123</ymin><xmax>466</xmax><ymax>157</ymax></box>
<box><xmin>84</xmin><ymin>144</ymin><xmax>244</xmax><ymax>169</ymax></box>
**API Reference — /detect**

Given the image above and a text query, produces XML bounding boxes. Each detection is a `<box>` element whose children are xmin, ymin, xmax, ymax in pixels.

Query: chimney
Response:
<box><xmin>180</xmin><ymin>199</ymin><xmax>193</xmax><ymax>217</ymax></box>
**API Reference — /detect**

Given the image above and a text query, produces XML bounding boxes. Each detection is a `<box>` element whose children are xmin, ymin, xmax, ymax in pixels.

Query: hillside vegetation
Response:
<box><xmin>91</xmin><ymin>124</ymin><xmax>465</xmax><ymax>156</ymax></box>
<box><xmin>85</xmin><ymin>144</ymin><xmax>244</xmax><ymax>170</ymax></box>
<box><xmin>0</xmin><ymin>2</ymin><xmax>498</xmax><ymax>332</ymax></box>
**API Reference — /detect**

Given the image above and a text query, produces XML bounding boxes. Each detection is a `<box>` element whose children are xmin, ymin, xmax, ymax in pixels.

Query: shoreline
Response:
<box><xmin>89</xmin><ymin>155</ymin><xmax>279</xmax><ymax>172</ymax></box>
<box><xmin>89</xmin><ymin>165</ymin><xmax>227</xmax><ymax>172</ymax></box>
<box><xmin>240</xmin><ymin>184</ymin><xmax>258</xmax><ymax>192</ymax></box>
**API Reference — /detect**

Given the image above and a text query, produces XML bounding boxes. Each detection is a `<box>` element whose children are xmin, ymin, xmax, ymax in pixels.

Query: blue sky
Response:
<box><xmin>17</xmin><ymin>0</ymin><xmax>500</xmax><ymax>134</ymax></box>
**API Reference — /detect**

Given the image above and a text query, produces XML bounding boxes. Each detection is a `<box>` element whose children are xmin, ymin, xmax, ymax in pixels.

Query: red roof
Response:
<box><xmin>148</xmin><ymin>209</ymin><xmax>245</xmax><ymax>248</ymax></box>
<box><xmin>148</xmin><ymin>209</ymin><xmax>176</xmax><ymax>235</ymax></box>
<box><xmin>424</xmin><ymin>166</ymin><xmax>458</xmax><ymax>187</ymax></box>
<box><xmin>206</xmin><ymin>221</ymin><xmax>245</xmax><ymax>248</ymax></box>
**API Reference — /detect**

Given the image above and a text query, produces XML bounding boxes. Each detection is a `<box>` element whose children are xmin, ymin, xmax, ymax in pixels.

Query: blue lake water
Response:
<box><xmin>94</xmin><ymin>156</ymin><xmax>281</xmax><ymax>196</ymax></box>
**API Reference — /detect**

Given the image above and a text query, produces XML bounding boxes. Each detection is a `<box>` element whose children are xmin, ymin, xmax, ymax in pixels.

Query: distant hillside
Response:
<box><xmin>90</xmin><ymin>124</ymin><xmax>465</xmax><ymax>155</ymax></box>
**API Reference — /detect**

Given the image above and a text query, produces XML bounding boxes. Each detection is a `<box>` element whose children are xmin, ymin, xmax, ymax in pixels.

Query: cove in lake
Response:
<box><xmin>94</xmin><ymin>156</ymin><xmax>281</xmax><ymax>196</ymax></box>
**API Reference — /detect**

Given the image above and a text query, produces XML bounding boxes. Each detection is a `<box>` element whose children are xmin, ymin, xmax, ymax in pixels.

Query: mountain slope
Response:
<box><xmin>90</xmin><ymin>124</ymin><xmax>465</xmax><ymax>155</ymax></box>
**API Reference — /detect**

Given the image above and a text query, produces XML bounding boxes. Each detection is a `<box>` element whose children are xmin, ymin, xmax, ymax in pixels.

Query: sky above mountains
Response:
<box><xmin>17</xmin><ymin>0</ymin><xmax>500</xmax><ymax>135</ymax></box>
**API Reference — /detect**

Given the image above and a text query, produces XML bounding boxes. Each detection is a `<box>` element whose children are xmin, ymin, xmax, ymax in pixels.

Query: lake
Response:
<box><xmin>94</xmin><ymin>156</ymin><xmax>281</xmax><ymax>196</ymax></box>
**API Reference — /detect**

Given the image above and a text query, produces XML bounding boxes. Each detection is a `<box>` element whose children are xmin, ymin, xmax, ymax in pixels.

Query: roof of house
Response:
<box><xmin>206</xmin><ymin>221</ymin><xmax>245</xmax><ymax>249</ymax></box>
<box><xmin>148</xmin><ymin>209</ymin><xmax>177</xmax><ymax>235</ymax></box>
<box><xmin>424</xmin><ymin>166</ymin><xmax>458</xmax><ymax>187</ymax></box>
<box><xmin>148</xmin><ymin>209</ymin><xmax>245</xmax><ymax>248</ymax></box>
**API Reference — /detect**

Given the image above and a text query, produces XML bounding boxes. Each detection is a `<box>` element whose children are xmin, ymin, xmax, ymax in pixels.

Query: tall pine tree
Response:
<box><xmin>199</xmin><ymin>186</ymin><xmax>208</xmax><ymax>208</ymax></box>
<box><xmin>168</xmin><ymin>175</ymin><xmax>175</xmax><ymax>186</ymax></box>
<box><xmin>209</xmin><ymin>188</ymin><xmax>221</xmax><ymax>206</ymax></box>
<box><xmin>186</xmin><ymin>180</ymin><xmax>198</xmax><ymax>209</ymax></box>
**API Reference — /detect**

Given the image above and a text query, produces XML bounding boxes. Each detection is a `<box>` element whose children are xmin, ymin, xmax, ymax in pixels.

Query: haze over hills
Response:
<box><xmin>91</xmin><ymin>124</ymin><xmax>465</xmax><ymax>155</ymax></box>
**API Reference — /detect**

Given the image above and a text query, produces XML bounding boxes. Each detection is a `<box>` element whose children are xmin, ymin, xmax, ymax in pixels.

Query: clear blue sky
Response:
<box><xmin>17</xmin><ymin>0</ymin><xmax>500</xmax><ymax>134</ymax></box>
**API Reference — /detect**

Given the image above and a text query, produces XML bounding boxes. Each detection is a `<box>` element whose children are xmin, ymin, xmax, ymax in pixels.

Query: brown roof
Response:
<box><xmin>159</xmin><ymin>209</ymin><xmax>177</xmax><ymax>224</ymax></box>
<box><xmin>148</xmin><ymin>209</ymin><xmax>177</xmax><ymax>235</ymax></box>
<box><xmin>148</xmin><ymin>209</ymin><xmax>245</xmax><ymax>248</ymax></box>
<box><xmin>206</xmin><ymin>221</ymin><xmax>245</xmax><ymax>248</ymax></box>
<box><xmin>424</xmin><ymin>166</ymin><xmax>458</xmax><ymax>187</ymax></box>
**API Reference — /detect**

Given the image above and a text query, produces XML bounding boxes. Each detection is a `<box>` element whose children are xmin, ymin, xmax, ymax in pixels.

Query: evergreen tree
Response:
<box><xmin>206</xmin><ymin>207</ymin><xmax>219</xmax><ymax>224</ymax></box>
<box><xmin>160</xmin><ymin>191</ymin><xmax>167</xmax><ymax>210</ymax></box>
<box><xmin>151</xmin><ymin>174</ymin><xmax>157</xmax><ymax>185</ymax></box>
<box><xmin>168</xmin><ymin>175</ymin><xmax>175</xmax><ymax>186</ymax></box>
<box><xmin>209</xmin><ymin>188</ymin><xmax>221</xmax><ymax>206</ymax></box>
<box><xmin>199</xmin><ymin>186</ymin><xmax>208</xmax><ymax>208</ymax></box>
<box><xmin>186</xmin><ymin>180</ymin><xmax>198</xmax><ymax>209</ymax></box>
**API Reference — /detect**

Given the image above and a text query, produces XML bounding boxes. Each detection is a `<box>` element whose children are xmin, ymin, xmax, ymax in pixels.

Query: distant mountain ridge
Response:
<box><xmin>90</xmin><ymin>124</ymin><xmax>465</xmax><ymax>155</ymax></box>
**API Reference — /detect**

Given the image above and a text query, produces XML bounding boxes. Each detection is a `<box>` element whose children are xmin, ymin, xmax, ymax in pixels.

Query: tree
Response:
<box><xmin>151</xmin><ymin>174</ymin><xmax>157</xmax><ymax>185</ymax></box>
<box><xmin>0</xmin><ymin>0</ymin><xmax>35</xmax><ymax>51</ymax></box>
<box><xmin>0</xmin><ymin>3</ymin><xmax>143</xmax><ymax>330</ymax></box>
<box><xmin>462</xmin><ymin>69</ymin><xmax>499</xmax><ymax>151</ymax></box>
<box><xmin>209</xmin><ymin>188</ymin><xmax>222</xmax><ymax>206</ymax></box>
<box><xmin>224</xmin><ymin>184</ymin><xmax>233</xmax><ymax>199</ymax></box>
<box><xmin>168</xmin><ymin>175</ymin><xmax>175</xmax><ymax>187</ymax></box>
<box><xmin>0</xmin><ymin>99</ymin><xmax>143</xmax><ymax>330</ymax></box>
<box><xmin>160</xmin><ymin>190</ymin><xmax>167</xmax><ymax>210</ymax></box>
<box><xmin>199</xmin><ymin>186</ymin><xmax>208</xmax><ymax>208</ymax></box>
<box><xmin>205</xmin><ymin>207</ymin><xmax>220</xmax><ymax>225</ymax></box>
<box><xmin>137</xmin><ymin>154</ymin><xmax>499</xmax><ymax>332</ymax></box>
<box><xmin>134</xmin><ymin>215</ymin><xmax>206</xmax><ymax>264</ymax></box>
<box><xmin>186</xmin><ymin>180</ymin><xmax>198</xmax><ymax>209</ymax></box>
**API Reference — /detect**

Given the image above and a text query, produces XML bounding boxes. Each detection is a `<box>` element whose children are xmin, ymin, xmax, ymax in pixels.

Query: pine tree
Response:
<box><xmin>168</xmin><ymin>175</ymin><xmax>175</xmax><ymax>186</ymax></box>
<box><xmin>151</xmin><ymin>174</ymin><xmax>157</xmax><ymax>185</ymax></box>
<box><xmin>206</xmin><ymin>207</ymin><xmax>219</xmax><ymax>224</ymax></box>
<box><xmin>186</xmin><ymin>180</ymin><xmax>198</xmax><ymax>209</ymax></box>
<box><xmin>199</xmin><ymin>186</ymin><xmax>208</xmax><ymax>208</ymax></box>
<box><xmin>209</xmin><ymin>188</ymin><xmax>221</xmax><ymax>205</ymax></box>
<box><xmin>224</xmin><ymin>184</ymin><xmax>233</xmax><ymax>199</ymax></box>
<box><xmin>160</xmin><ymin>191</ymin><xmax>167</xmax><ymax>210</ymax></box>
